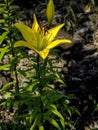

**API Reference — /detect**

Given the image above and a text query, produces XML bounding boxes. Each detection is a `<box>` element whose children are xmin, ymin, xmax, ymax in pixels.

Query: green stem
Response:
<box><xmin>36</xmin><ymin>54</ymin><xmax>44</xmax><ymax>124</ymax></box>
<box><xmin>5</xmin><ymin>0</ymin><xmax>20</xmax><ymax>124</ymax></box>
<box><xmin>36</xmin><ymin>55</ymin><xmax>47</xmax><ymax>91</ymax></box>
<box><xmin>14</xmin><ymin>56</ymin><xmax>19</xmax><ymax>94</ymax></box>
<box><xmin>44</xmin><ymin>57</ymin><xmax>47</xmax><ymax>72</ymax></box>
<box><xmin>6</xmin><ymin>0</ymin><xmax>19</xmax><ymax>94</ymax></box>
<box><xmin>37</xmin><ymin>54</ymin><xmax>42</xmax><ymax>91</ymax></box>
<box><xmin>36</xmin><ymin>55</ymin><xmax>48</xmax><ymax>126</ymax></box>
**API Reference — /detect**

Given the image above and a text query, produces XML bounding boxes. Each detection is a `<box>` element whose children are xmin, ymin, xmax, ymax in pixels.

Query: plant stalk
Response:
<box><xmin>6</xmin><ymin>0</ymin><xmax>19</xmax><ymax>94</ymax></box>
<box><xmin>36</xmin><ymin>54</ymin><xmax>44</xmax><ymax>124</ymax></box>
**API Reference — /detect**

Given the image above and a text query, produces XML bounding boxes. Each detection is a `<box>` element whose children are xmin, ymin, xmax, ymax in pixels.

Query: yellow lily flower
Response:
<box><xmin>14</xmin><ymin>14</ymin><xmax>71</xmax><ymax>59</ymax></box>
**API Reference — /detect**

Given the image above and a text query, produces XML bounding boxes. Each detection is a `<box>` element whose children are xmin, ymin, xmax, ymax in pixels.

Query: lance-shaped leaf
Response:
<box><xmin>30</xmin><ymin>113</ymin><xmax>41</xmax><ymax>130</ymax></box>
<box><xmin>45</xmin><ymin>116</ymin><xmax>61</xmax><ymax>130</ymax></box>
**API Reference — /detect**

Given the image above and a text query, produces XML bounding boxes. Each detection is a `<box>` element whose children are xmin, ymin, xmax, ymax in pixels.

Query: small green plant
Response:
<box><xmin>0</xmin><ymin>0</ymin><xmax>24</xmax><ymax>128</ymax></box>
<box><xmin>0</xmin><ymin>0</ymin><xmax>18</xmax><ymax>91</ymax></box>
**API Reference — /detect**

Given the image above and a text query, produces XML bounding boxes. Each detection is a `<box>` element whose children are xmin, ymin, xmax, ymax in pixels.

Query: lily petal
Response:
<box><xmin>46</xmin><ymin>24</ymin><xmax>65</xmax><ymax>43</ymax></box>
<box><xmin>32</xmin><ymin>14</ymin><xmax>40</xmax><ymax>32</ymax></box>
<box><xmin>46</xmin><ymin>39</ymin><xmax>71</xmax><ymax>49</ymax></box>
<box><xmin>14</xmin><ymin>40</ymin><xmax>36</xmax><ymax>50</ymax></box>
<box><xmin>14</xmin><ymin>40</ymin><xmax>49</xmax><ymax>59</ymax></box>
<box><xmin>38</xmin><ymin>49</ymin><xmax>49</xmax><ymax>59</ymax></box>
<box><xmin>15</xmin><ymin>23</ymin><xmax>36</xmax><ymax>44</ymax></box>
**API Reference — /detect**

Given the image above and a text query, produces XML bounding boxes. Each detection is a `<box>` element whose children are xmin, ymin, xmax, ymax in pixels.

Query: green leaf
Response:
<box><xmin>0</xmin><ymin>32</ymin><xmax>8</xmax><ymax>45</ymax></box>
<box><xmin>16</xmin><ymin>113</ymin><xmax>30</xmax><ymax>118</ymax></box>
<box><xmin>0</xmin><ymin>92</ymin><xmax>11</xmax><ymax>99</ymax></box>
<box><xmin>67</xmin><ymin>109</ymin><xmax>72</xmax><ymax>117</ymax></box>
<box><xmin>0</xmin><ymin>19</ymin><xmax>5</xmax><ymax>24</ymax></box>
<box><xmin>45</xmin><ymin>117</ymin><xmax>61</xmax><ymax>130</ymax></box>
<box><xmin>60</xmin><ymin>118</ymin><xmax>65</xmax><ymax>129</ymax></box>
<box><xmin>0</xmin><ymin>64</ymin><xmax>10</xmax><ymax>70</ymax></box>
<box><xmin>0</xmin><ymin>101</ymin><xmax>6</xmax><ymax>106</ymax></box>
<box><xmin>48</xmin><ymin>104</ymin><xmax>64</xmax><ymax>120</ymax></box>
<box><xmin>44</xmin><ymin>104</ymin><xmax>65</xmax><ymax>128</ymax></box>
<box><xmin>41</xmin><ymin>90</ymin><xmax>65</xmax><ymax>105</ymax></box>
<box><xmin>75</xmin><ymin>109</ymin><xmax>81</xmax><ymax>116</ymax></box>
<box><xmin>39</xmin><ymin>125</ymin><xmax>44</xmax><ymax>130</ymax></box>
<box><xmin>29</xmin><ymin>106</ymin><xmax>40</xmax><ymax>124</ymax></box>
<box><xmin>0</xmin><ymin>81</ymin><xmax>14</xmax><ymax>91</ymax></box>
<box><xmin>54</xmin><ymin>72</ymin><xmax>66</xmax><ymax>86</ymax></box>
<box><xmin>91</xmin><ymin>128</ymin><xmax>98</xmax><ymax>130</ymax></box>
<box><xmin>46</xmin><ymin>0</ymin><xmax>55</xmax><ymax>24</ymax></box>
<box><xmin>0</xmin><ymin>7</ymin><xmax>5</xmax><ymax>12</ymax></box>
<box><xmin>0</xmin><ymin>46</ymin><xmax>9</xmax><ymax>60</ymax></box>
<box><xmin>30</xmin><ymin>113</ymin><xmax>41</xmax><ymax>130</ymax></box>
<box><xmin>0</xmin><ymin>4</ymin><xmax>5</xmax><ymax>7</ymax></box>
